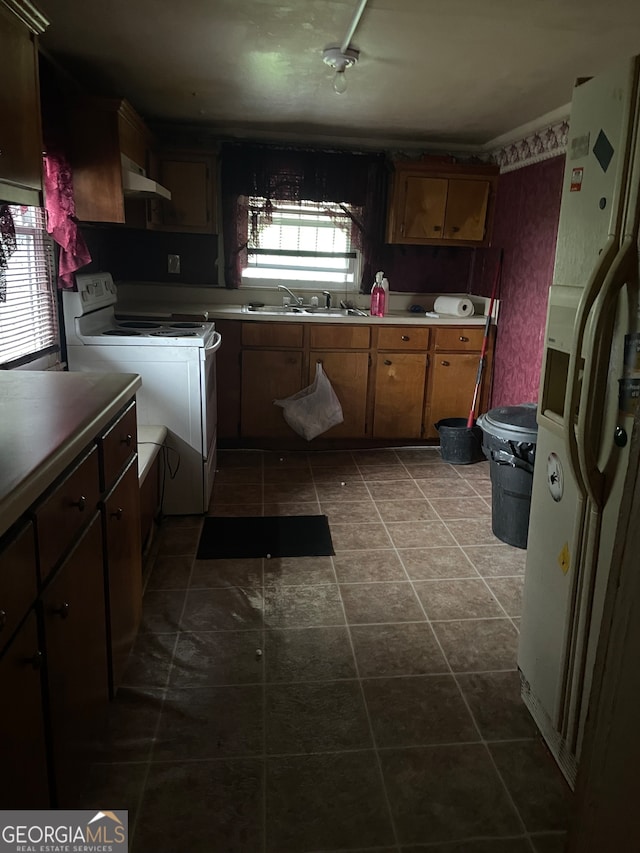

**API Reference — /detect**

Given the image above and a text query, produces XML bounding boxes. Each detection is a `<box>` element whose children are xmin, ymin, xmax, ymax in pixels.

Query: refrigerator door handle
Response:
<box><xmin>562</xmin><ymin>236</ymin><xmax>618</xmax><ymax>491</ymax></box>
<box><xmin>576</xmin><ymin>235</ymin><xmax>636</xmax><ymax>507</ymax></box>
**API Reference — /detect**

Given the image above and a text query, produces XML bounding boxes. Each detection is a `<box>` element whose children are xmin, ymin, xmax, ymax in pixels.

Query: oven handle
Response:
<box><xmin>205</xmin><ymin>331</ymin><xmax>222</xmax><ymax>353</ymax></box>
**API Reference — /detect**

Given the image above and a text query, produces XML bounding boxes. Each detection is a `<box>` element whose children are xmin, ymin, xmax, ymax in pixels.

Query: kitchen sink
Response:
<box><xmin>244</xmin><ymin>305</ymin><xmax>368</xmax><ymax>317</ymax></box>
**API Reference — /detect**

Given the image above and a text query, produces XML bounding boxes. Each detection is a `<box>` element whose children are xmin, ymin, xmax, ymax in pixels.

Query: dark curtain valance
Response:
<box><xmin>220</xmin><ymin>142</ymin><xmax>388</xmax><ymax>288</ymax></box>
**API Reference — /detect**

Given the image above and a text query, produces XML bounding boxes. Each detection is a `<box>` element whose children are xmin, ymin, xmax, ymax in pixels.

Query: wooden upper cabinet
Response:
<box><xmin>69</xmin><ymin>97</ymin><xmax>154</xmax><ymax>224</ymax></box>
<box><xmin>157</xmin><ymin>151</ymin><xmax>218</xmax><ymax>233</ymax></box>
<box><xmin>386</xmin><ymin>161</ymin><xmax>499</xmax><ymax>247</ymax></box>
<box><xmin>0</xmin><ymin>1</ymin><xmax>48</xmax><ymax>204</ymax></box>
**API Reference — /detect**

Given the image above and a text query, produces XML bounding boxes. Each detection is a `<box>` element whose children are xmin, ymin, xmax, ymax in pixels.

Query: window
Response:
<box><xmin>241</xmin><ymin>198</ymin><xmax>361</xmax><ymax>291</ymax></box>
<box><xmin>0</xmin><ymin>206</ymin><xmax>59</xmax><ymax>368</ymax></box>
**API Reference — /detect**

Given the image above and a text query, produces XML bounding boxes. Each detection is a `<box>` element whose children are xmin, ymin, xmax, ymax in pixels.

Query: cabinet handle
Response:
<box><xmin>0</xmin><ymin>609</ymin><xmax>6</xmax><ymax>631</ymax></box>
<box><xmin>451</xmin><ymin>226</ymin><xmax>460</xmax><ymax>233</ymax></box>
<box><xmin>53</xmin><ymin>602</ymin><xmax>70</xmax><ymax>619</ymax></box>
<box><xmin>433</xmin><ymin>225</ymin><xmax>442</xmax><ymax>231</ymax></box>
<box><xmin>70</xmin><ymin>496</ymin><xmax>86</xmax><ymax>511</ymax></box>
<box><xmin>441</xmin><ymin>360</ymin><xmax>450</xmax><ymax>366</ymax></box>
<box><xmin>121</xmin><ymin>433</ymin><xmax>133</xmax><ymax>447</ymax></box>
<box><xmin>384</xmin><ymin>359</ymin><xmax>392</xmax><ymax>366</ymax></box>
<box><xmin>459</xmin><ymin>336</ymin><xmax>469</xmax><ymax>342</ymax></box>
<box><xmin>111</xmin><ymin>507</ymin><xmax>124</xmax><ymax>521</ymax></box>
<box><xmin>401</xmin><ymin>335</ymin><xmax>409</xmax><ymax>342</ymax></box>
<box><xmin>28</xmin><ymin>650</ymin><xmax>44</xmax><ymax>670</ymax></box>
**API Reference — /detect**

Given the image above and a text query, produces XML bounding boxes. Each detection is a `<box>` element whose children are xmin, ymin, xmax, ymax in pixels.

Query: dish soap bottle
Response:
<box><xmin>370</xmin><ymin>270</ymin><xmax>387</xmax><ymax>317</ymax></box>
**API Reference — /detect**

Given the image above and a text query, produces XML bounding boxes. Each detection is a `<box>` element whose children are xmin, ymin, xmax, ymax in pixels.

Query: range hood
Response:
<box><xmin>121</xmin><ymin>154</ymin><xmax>172</xmax><ymax>201</ymax></box>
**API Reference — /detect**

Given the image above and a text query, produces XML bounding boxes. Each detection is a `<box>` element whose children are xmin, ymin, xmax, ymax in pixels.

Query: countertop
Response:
<box><xmin>208</xmin><ymin>306</ymin><xmax>488</xmax><ymax>325</ymax></box>
<box><xmin>117</xmin><ymin>303</ymin><xmax>488</xmax><ymax>327</ymax></box>
<box><xmin>0</xmin><ymin>370</ymin><xmax>142</xmax><ymax>537</ymax></box>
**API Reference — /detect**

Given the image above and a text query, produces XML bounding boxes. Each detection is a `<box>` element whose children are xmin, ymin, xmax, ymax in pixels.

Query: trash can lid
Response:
<box><xmin>477</xmin><ymin>403</ymin><xmax>538</xmax><ymax>443</ymax></box>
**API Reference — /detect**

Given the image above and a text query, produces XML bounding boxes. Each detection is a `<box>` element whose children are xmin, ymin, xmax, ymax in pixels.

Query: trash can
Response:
<box><xmin>477</xmin><ymin>403</ymin><xmax>538</xmax><ymax>549</ymax></box>
<box><xmin>435</xmin><ymin>418</ymin><xmax>484</xmax><ymax>465</ymax></box>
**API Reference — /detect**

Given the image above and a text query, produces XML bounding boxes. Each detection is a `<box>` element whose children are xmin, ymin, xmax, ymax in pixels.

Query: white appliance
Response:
<box><xmin>63</xmin><ymin>273</ymin><xmax>222</xmax><ymax>515</ymax></box>
<box><xmin>518</xmin><ymin>57</ymin><xmax>640</xmax><ymax>787</ymax></box>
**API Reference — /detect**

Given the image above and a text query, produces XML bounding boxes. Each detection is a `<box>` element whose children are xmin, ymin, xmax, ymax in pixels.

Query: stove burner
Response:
<box><xmin>169</xmin><ymin>322</ymin><xmax>204</xmax><ymax>329</ymax></box>
<box><xmin>118</xmin><ymin>321</ymin><xmax>163</xmax><ymax>330</ymax></box>
<box><xmin>150</xmin><ymin>329</ymin><xmax>198</xmax><ymax>337</ymax></box>
<box><xmin>103</xmin><ymin>329</ymin><xmax>142</xmax><ymax>336</ymax></box>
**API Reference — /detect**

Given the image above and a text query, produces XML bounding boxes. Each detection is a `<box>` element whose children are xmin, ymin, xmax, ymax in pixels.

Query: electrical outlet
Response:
<box><xmin>168</xmin><ymin>254</ymin><xmax>181</xmax><ymax>274</ymax></box>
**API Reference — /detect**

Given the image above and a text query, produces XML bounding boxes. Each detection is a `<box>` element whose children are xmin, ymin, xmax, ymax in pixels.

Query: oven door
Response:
<box><xmin>201</xmin><ymin>331</ymin><xmax>222</xmax><ymax>503</ymax></box>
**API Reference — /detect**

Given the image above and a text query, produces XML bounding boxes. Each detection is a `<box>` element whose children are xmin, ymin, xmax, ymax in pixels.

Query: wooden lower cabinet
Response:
<box><xmin>426</xmin><ymin>352</ymin><xmax>481</xmax><ymax>439</ymax></box>
<box><xmin>373</xmin><ymin>352</ymin><xmax>427</xmax><ymax>439</ymax></box>
<box><xmin>241</xmin><ymin>349</ymin><xmax>303</xmax><ymax>437</ymax></box>
<box><xmin>42</xmin><ymin>515</ymin><xmax>109</xmax><ymax>806</ymax></box>
<box><xmin>103</xmin><ymin>458</ymin><xmax>142</xmax><ymax>694</ymax></box>
<box><xmin>309</xmin><ymin>351</ymin><xmax>369</xmax><ymax>438</ymax></box>
<box><xmin>0</xmin><ymin>611</ymin><xmax>49</xmax><ymax>807</ymax></box>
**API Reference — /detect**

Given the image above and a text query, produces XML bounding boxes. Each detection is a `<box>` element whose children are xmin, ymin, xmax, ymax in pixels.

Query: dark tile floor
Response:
<box><xmin>85</xmin><ymin>447</ymin><xmax>571</xmax><ymax>853</ymax></box>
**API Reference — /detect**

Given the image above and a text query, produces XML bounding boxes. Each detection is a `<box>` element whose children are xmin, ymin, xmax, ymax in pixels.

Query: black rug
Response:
<box><xmin>196</xmin><ymin>515</ymin><xmax>334</xmax><ymax>560</ymax></box>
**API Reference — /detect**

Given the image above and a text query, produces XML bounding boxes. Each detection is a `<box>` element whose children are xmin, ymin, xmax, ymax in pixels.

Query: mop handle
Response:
<box><xmin>466</xmin><ymin>255</ymin><xmax>502</xmax><ymax>428</ymax></box>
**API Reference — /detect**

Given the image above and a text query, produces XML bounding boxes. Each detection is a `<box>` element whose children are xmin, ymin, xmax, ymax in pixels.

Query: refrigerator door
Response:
<box><xmin>518</xmin><ymin>55</ymin><xmax>640</xmax><ymax>788</ymax></box>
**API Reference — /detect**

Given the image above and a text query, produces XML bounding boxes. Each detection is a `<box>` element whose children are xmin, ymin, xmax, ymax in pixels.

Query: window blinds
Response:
<box><xmin>0</xmin><ymin>206</ymin><xmax>59</xmax><ymax>367</ymax></box>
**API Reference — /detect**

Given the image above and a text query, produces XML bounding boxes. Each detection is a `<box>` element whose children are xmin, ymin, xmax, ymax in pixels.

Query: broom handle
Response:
<box><xmin>466</xmin><ymin>254</ymin><xmax>502</xmax><ymax>428</ymax></box>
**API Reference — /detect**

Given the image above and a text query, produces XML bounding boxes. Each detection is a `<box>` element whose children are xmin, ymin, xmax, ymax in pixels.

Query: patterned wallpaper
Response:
<box><xmin>482</xmin><ymin>155</ymin><xmax>566</xmax><ymax>408</ymax></box>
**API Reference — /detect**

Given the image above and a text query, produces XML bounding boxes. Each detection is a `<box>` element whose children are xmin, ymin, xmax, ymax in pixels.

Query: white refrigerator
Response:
<box><xmin>518</xmin><ymin>56</ymin><xmax>640</xmax><ymax>788</ymax></box>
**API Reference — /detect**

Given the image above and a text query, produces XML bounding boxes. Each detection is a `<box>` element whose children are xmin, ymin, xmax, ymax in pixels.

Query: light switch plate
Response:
<box><xmin>168</xmin><ymin>254</ymin><xmax>181</xmax><ymax>274</ymax></box>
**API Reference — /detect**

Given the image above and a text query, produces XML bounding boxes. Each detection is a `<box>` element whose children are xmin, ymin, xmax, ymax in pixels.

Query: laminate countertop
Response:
<box><xmin>0</xmin><ymin>371</ymin><xmax>142</xmax><ymax>538</ymax></box>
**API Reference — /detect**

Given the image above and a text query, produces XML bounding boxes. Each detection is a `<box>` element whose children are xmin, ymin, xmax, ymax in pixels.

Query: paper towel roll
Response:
<box><xmin>433</xmin><ymin>296</ymin><xmax>475</xmax><ymax>317</ymax></box>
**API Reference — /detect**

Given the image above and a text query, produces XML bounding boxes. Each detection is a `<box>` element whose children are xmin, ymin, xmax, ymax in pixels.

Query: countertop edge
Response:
<box><xmin>0</xmin><ymin>372</ymin><xmax>142</xmax><ymax>538</ymax></box>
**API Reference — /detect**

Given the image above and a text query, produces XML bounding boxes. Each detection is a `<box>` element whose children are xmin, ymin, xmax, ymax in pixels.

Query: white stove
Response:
<box><xmin>63</xmin><ymin>273</ymin><xmax>217</xmax><ymax>346</ymax></box>
<box><xmin>63</xmin><ymin>273</ymin><xmax>221</xmax><ymax>515</ymax></box>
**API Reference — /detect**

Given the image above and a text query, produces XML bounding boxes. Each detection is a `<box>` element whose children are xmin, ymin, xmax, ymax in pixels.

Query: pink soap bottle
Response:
<box><xmin>370</xmin><ymin>271</ymin><xmax>386</xmax><ymax>317</ymax></box>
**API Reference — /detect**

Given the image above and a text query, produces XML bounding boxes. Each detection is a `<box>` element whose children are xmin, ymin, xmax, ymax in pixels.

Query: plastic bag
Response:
<box><xmin>274</xmin><ymin>362</ymin><xmax>344</xmax><ymax>441</ymax></box>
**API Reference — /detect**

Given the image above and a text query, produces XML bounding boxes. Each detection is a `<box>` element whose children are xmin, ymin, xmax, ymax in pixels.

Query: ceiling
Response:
<box><xmin>36</xmin><ymin>0</ymin><xmax>640</xmax><ymax>150</ymax></box>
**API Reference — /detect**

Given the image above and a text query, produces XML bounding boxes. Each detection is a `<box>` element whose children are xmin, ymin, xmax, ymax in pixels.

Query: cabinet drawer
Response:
<box><xmin>242</xmin><ymin>322</ymin><xmax>304</xmax><ymax>348</ymax></box>
<box><xmin>34</xmin><ymin>445</ymin><xmax>101</xmax><ymax>583</ymax></box>
<box><xmin>377</xmin><ymin>327</ymin><xmax>429</xmax><ymax>351</ymax></box>
<box><xmin>0</xmin><ymin>522</ymin><xmax>37</xmax><ymax>652</ymax></box>
<box><xmin>101</xmin><ymin>402</ymin><xmax>137</xmax><ymax>491</ymax></box>
<box><xmin>309</xmin><ymin>325</ymin><xmax>370</xmax><ymax>349</ymax></box>
<box><xmin>434</xmin><ymin>327</ymin><xmax>484</xmax><ymax>351</ymax></box>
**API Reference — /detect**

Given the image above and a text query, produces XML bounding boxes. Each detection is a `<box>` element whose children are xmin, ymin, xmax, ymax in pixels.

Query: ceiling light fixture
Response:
<box><xmin>323</xmin><ymin>46</ymin><xmax>359</xmax><ymax>94</ymax></box>
<box><xmin>322</xmin><ymin>0</ymin><xmax>369</xmax><ymax>95</ymax></box>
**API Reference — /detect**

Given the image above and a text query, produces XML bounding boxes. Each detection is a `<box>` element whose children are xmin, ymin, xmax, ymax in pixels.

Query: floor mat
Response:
<box><xmin>196</xmin><ymin>515</ymin><xmax>335</xmax><ymax>559</ymax></box>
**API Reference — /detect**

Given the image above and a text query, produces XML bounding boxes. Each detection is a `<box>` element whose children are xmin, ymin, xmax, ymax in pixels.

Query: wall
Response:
<box><xmin>79</xmin><ymin>226</ymin><xmax>219</xmax><ymax>286</ymax></box>
<box><xmin>482</xmin><ymin>155</ymin><xmax>565</xmax><ymax>407</ymax></box>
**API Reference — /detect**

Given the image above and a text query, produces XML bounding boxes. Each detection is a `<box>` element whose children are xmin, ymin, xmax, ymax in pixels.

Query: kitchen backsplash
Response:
<box><xmin>79</xmin><ymin>226</ymin><xmax>219</xmax><ymax>286</ymax></box>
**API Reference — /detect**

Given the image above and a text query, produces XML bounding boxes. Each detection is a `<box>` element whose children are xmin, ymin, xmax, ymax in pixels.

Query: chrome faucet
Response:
<box><xmin>322</xmin><ymin>290</ymin><xmax>332</xmax><ymax>309</ymax></box>
<box><xmin>277</xmin><ymin>284</ymin><xmax>303</xmax><ymax>306</ymax></box>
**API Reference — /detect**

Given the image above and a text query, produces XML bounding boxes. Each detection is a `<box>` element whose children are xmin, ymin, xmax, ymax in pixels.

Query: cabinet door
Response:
<box><xmin>42</xmin><ymin>514</ymin><xmax>109</xmax><ymax>806</ymax></box>
<box><xmin>103</xmin><ymin>459</ymin><xmax>142</xmax><ymax>695</ymax></box>
<box><xmin>443</xmin><ymin>179</ymin><xmax>490</xmax><ymax>241</ymax></box>
<box><xmin>403</xmin><ymin>177</ymin><xmax>448</xmax><ymax>240</ymax></box>
<box><xmin>159</xmin><ymin>155</ymin><xmax>217</xmax><ymax>233</ymax></box>
<box><xmin>241</xmin><ymin>350</ymin><xmax>304</xmax><ymax>437</ymax></box>
<box><xmin>0</xmin><ymin>5</ymin><xmax>43</xmax><ymax>198</ymax></box>
<box><xmin>216</xmin><ymin>320</ymin><xmax>242</xmax><ymax>439</ymax></box>
<box><xmin>373</xmin><ymin>353</ymin><xmax>427</xmax><ymax>439</ymax></box>
<box><xmin>0</xmin><ymin>521</ymin><xmax>37</xmax><ymax>655</ymax></box>
<box><xmin>426</xmin><ymin>352</ymin><xmax>480</xmax><ymax>439</ymax></box>
<box><xmin>309</xmin><ymin>351</ymin><xmax>369</xmax><ymax>438</ymax></box>
<box><xmin>0</xmin><ymin>611</ymin><xmax>49</xmax><ymax>807</ymax></box>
